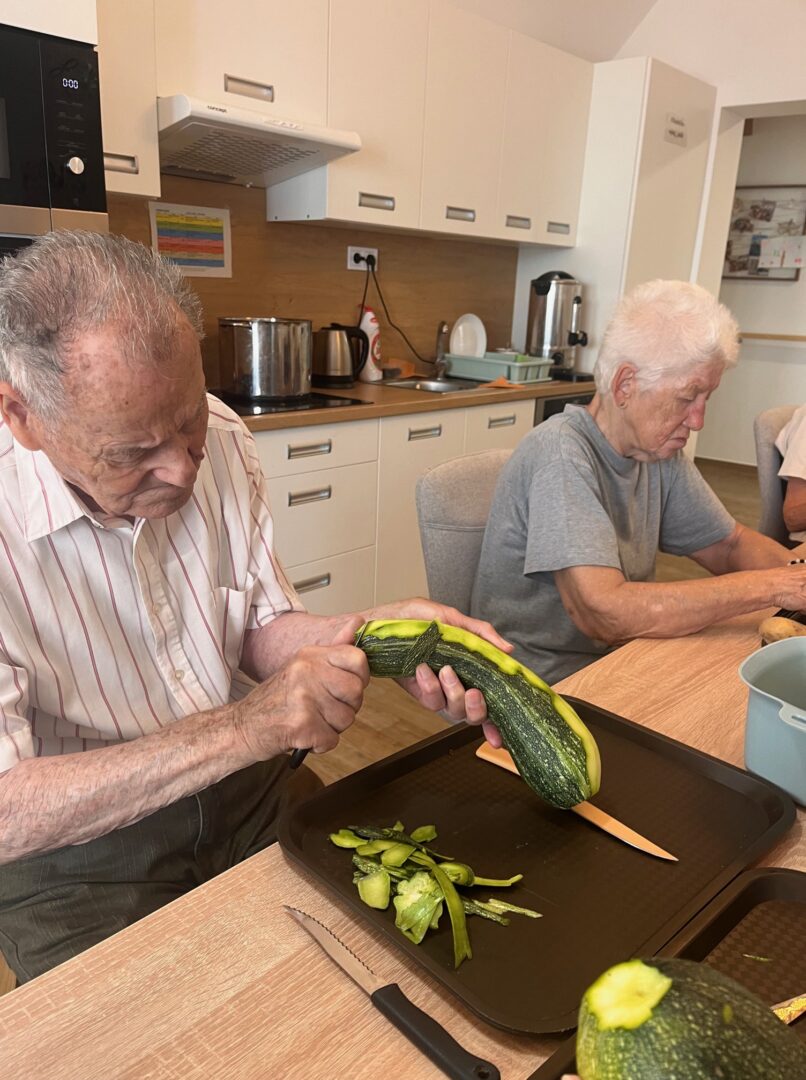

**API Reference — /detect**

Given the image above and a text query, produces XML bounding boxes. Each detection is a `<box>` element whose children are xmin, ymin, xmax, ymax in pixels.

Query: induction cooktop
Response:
<box><xmin>210</xmin><ymin>391</ymin><xmax>367</xmax><ymax>416</ymax></box>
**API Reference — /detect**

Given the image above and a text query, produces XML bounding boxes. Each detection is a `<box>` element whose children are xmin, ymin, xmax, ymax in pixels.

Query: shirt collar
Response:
<box><xmin>15</xmin><ymin>441</ymin><xmax>98</xmax><ymax>540</ymax></box>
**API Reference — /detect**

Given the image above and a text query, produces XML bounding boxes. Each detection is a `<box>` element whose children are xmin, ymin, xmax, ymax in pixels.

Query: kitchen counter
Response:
<box><xmin>238</xmin><ymin>378</ymin><xmax>592</xmax><ymax>432</ymax></box>
<box><xmin>0</xmin><ymin>611</ymin><xmax>802</xmax><ymax>1078</ymax></box>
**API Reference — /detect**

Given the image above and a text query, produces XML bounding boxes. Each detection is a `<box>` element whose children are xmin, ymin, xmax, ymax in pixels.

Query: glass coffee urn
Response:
<box><xmin>525</xmin><ymin>271</ymin><xmax>593</xmax><ymax>381</ymax></box>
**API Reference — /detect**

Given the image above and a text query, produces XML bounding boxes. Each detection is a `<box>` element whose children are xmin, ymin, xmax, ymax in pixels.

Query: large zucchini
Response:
<box><xmin>354</xmin><ymin>619</ymin><xmax>600</xmax><ymax>808</ymax></box>
<box><xmin>576</xmin><ymin>956</ymin><xmax>806</xmax><ymax>1079</ymax></box>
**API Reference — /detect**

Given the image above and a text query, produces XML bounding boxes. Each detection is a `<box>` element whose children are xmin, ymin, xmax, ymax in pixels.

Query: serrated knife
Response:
<box><xmin>475</xmin><ymin>742</ymin><xmax>678</xmax><ymax>862</ymax></box>
<box><xmin>284</xmin><ymin>906</ymin><xmax>500</xmax><ymax>1080</ymax></box>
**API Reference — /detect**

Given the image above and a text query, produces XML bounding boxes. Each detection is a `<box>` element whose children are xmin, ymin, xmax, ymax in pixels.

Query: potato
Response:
<box><xmin>758</xmin><ymin>615</ymin><xmax>806</xmax><ymax>645</ymax></box>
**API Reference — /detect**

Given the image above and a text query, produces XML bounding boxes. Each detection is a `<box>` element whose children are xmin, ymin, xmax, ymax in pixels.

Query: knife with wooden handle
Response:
<box><xmin>475</xmin><ymin>742</ymin><xmax>678</xmax><ymax>862</ymax></box>
<box><xmin>285</xmin><ymin>906</ymin><xmax>500</xmax><ymax>1080</ymax></box>
<box><xmin>772</xmin><ymin>991</ymin><xmax>806</xmax><ymax>1024</ymax></box>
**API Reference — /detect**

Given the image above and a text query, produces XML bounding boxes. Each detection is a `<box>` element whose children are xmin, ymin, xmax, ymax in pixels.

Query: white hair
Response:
<box><xmin>0</xmin><ymin>230</ymin><xmax>204</xmax><ymax>421</ymax></box>
<box><xmin>593</xmin><ymin>280</ymin><xmax>740</xmax><ymax>396</ymax></box>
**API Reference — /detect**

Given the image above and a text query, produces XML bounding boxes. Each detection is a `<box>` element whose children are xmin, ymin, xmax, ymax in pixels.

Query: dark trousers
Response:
<box><xmin>0</xmin><ymin>757</ymin><xmax>321</xmax><ymax>983</ymax></box>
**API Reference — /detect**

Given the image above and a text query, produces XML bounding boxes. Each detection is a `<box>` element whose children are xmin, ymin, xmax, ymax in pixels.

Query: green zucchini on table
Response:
<box><xmin>354</xmin><ymin>619</ymin><xmax>601</xmax><ymax>809</ymax></box>
<box><xmin>576</xmin><ymin>957</ymin><xmax>806</xmax><ymax>1079</ymax></box>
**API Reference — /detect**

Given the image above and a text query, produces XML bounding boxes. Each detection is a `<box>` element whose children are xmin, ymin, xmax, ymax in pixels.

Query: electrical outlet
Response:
<box><xmin>347</xmin><ymin>246</ymin><xmax>379</xmax><ymax>271</ymax></box>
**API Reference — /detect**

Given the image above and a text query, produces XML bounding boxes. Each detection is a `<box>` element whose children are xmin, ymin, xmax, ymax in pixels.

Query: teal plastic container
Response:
<box><xmin>739</xmin><ymin>636</ymin><xmax>806</xmax><ymax>806</ymax></box>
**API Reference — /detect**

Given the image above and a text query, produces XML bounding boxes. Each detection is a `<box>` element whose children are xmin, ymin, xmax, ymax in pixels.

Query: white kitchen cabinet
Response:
<box><xmin>419</xmin><ymin>3</ymin><xmax>509</xmax><ymax>238</ymax></box>
<box><xmin>266</xmin><ymin>461</ymin><xmax>377</xmax><ymax>569</ymax></box>
<box><xmin>464</xmin><ymin>399</ymin><xmax>534</xmax><ymax>453</ymax></box>
<box><xmin>97</xmin><ymin>0</ymin><xmax>161</xmax><ymax>197</ymax></box>
<box><xmin>154</xmin><ymin>0</ymin><xmax>328</xmax><ymax>125</ymax></box>
<box><xmin>375</xmin><ymin>409</ymin><xmax>465</xmax><ymax>604</ymax></box>
<box><xmin>267</xmin><ymin>0</ymin><xmax>428</xmax><ymax>230</ymax></box>
<box><xmin>253</xmin><ymin>419</ymin><xmax>379</xmax><ymax>616</ymax></box>
<box><xmin>1</xmin><ymin>0</ymin><xmax>97</xmax><ymax>41</ymax></box>
<box><xmin>496</xmin><ymin>33</ymin><xmax>592</xmax><ymax>246</ymax></box>
<box><xmin>255</xmin><ymin>418</ymin><xmax>379</xmax><ymax>479</ymax></box>
<box><xmin>286</xmin><ymin>547</ymin><xmax>376</xmax><ymax>617</ymax></box>
<box><xmin>513</xmin><ymin>57</ymin><xmax>717</xmax><ymax>366</ymax></box>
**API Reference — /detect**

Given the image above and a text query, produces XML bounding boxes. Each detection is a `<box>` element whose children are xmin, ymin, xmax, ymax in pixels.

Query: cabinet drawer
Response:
<box><xmin>464</xmin><ymin>399</ymin><xmax>534</xmax><ymax>452</ymax></box>
<box><xmin>286</xmin><ymin>546</ymin><xmax>376</xmax><ymax>616</ymax></box>
<box><xmin>254</xmin><ymin>419</ymin><xmax>379</xmax><ymax>479</ymax></box>
<box><xmin>267</xmin><ymin>461</ymin><xmax>377</xmax><ymax>567</ymax></box>
<box><xmin>375</xmin><ymin>409</ymin><xmax>465</xmax><ymax>605</ymax></box>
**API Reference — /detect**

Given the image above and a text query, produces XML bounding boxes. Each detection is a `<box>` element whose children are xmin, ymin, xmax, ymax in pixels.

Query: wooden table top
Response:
<box><xmin>1</xmin><ymin>610</ymin><xmax>803</xmax><ymax>1079</ymax></box>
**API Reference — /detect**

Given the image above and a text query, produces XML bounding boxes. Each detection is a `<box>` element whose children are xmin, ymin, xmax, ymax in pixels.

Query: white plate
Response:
<box><xmin>449</xmin><ymin>313</ymin><xmax>487</xmax><ymax>358</ymax></box>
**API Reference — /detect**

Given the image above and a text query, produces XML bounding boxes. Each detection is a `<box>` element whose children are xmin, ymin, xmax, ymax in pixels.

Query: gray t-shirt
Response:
<box><xmin>470</xmin><ymin>405</ymin><xmax>735</xmax><ymax>684</ymax></box>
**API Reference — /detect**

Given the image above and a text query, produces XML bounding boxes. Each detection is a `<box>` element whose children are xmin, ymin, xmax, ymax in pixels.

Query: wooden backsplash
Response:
<box><xmin>108</xmin><ymin>175</ymin><xmax>519</xmax><ymax>386</ymax></box>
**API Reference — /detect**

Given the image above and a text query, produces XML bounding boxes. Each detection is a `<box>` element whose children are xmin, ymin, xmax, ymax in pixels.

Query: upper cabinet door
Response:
<box><xmin>325</xmin><ymin>0</ymin><xmax>429</xmax><ymax>229</ymax></box>
<box><xmin>497</xmin><ymin>33</ymin><xmax>592</xmax><ymax>246</ymax></box>
<box><xmin>154</xmin><ymin>0</ymin><xmax>329</xmax><ymax>124</ymax></box>
<box><xmin>97</xmin><ymin>0</ymin><xmax>161</xmax><ymax>197</ymax></box>
<box><xmin>419</xmin><ymin>2</ymin><xmax>509</xmax><ymax>237</ymax></box>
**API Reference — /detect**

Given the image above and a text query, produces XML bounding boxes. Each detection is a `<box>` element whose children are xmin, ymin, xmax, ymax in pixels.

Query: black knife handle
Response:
<box><xmin>370</xmin><ymin>982</ymin><xmax>500</xmax><ymax>1080</ymax></box>
<box><xmin>289</xmin><ymin>748</ymin><xmax>309</xmax><ymax>769</ymax></box>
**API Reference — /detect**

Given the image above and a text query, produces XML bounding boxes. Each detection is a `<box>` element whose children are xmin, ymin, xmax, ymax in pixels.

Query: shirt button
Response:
<box><xmin>174</xmin><ymin>669</ymin><xmax>185</xmax><ymax>681</ymax></box>
<box><xmin>151</xmin><ymin>605</ymin><xmax>161</xmax><ymax>616</ymax></box>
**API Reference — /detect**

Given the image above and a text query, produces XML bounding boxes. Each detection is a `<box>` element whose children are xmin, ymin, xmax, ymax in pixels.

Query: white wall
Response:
<box><xmin>720</xmin><ymin>116</ymin><xmax>806</xmax><ymax>336</ymax></box>
<box><xmin>617</xmin><ymin>0</ymin><xmax>806</xmax><ymax>110</ymax></box>
<box><xmin>615</xmin><ymin>0</ymin><xmax>806</xmax><ymax>464</ymax></box>
<box><xmin>695</xmin><ymin>115</ymin><xmax>806</xmax><ymax>464</ymax></box>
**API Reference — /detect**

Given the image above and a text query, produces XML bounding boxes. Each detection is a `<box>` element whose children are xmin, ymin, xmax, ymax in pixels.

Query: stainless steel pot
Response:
<box><xmin>218</xmin><ymin>316</ymin><xmax>312</xmax><ymax>400</ymax></box>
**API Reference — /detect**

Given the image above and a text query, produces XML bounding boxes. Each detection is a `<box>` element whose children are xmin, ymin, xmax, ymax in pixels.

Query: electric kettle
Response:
<box><xmin>312</xmin><ymin>324</ymin><xmax>369</xmax><ymax>387</ymax></box>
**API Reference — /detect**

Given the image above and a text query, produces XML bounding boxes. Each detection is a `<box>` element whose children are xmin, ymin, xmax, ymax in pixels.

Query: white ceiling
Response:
<box><xmin>449</xmin><ymin>0</ymin><xmax>660</xmax><ymax>61</ymax></box>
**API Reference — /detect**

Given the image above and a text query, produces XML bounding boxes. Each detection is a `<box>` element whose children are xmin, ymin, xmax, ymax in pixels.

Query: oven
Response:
<box><xmin>0</xmin><ymin>22</ymin><xmax>107</xmax><ymax>246</ymax></box>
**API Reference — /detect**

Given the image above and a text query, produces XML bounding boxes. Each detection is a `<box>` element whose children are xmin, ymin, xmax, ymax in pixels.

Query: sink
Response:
<box><xmin>383</xmin><ymin>377</ymin><xmax>479</xmax><ymax>393</ymax></box>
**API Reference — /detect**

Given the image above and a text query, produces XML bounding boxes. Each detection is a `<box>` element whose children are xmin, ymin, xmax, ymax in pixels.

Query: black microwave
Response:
<box><xmin>0</xmin><ymin>22</ymin><xmax>107</xmax><ymax>240</ymax></box>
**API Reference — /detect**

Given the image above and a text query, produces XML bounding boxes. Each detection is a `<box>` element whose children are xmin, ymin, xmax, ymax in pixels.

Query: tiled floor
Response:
<box><xmin>0</xmin><ymin>457</ymin><xmax>761</xmax><ymax>998</ymax></box>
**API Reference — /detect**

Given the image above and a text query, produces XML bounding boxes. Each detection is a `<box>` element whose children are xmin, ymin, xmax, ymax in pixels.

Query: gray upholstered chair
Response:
<box><xmin>415</xmin><ymin>449</ymin><xmax>512</xmax><ymax>610</ymax></box>
<box><xmin>753</xmin><ymin>404</ymin><xmax>798</xmax><ymax>545</ymax></box>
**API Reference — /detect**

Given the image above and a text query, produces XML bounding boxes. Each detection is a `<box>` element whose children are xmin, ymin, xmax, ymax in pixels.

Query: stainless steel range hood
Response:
<box><xmin>157</xmin><ymin>95</ymin><xmax>361</xmax><ymax>188</ymax></box>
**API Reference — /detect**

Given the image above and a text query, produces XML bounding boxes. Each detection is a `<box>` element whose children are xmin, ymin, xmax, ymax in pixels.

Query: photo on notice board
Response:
<box><xmin>148</xmin><ymin>202</ymin><xmax>232</xmax><ymax>278</ymax></box>
<box><xmin>723</xmin><ymin>185</ymin><xmax>806</xmax><ymax>281</ymax></box>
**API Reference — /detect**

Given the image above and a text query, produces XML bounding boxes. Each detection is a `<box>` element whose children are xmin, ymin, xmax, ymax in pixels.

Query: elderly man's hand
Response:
<box><xmin>364</xmin><ymin>598</ymin><xmax>512</xmax><ymax>748</ymax></box>
<box><xmin>234</xmin><ymin>619</ymin><xmax>370</xmax><ymax>759</ymax></box>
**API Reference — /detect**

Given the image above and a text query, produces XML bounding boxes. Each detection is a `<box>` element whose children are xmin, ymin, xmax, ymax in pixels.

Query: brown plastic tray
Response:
<box><xmin>532</xmin><ymin>867</ymin><xmax>806</xmax><ymax>1078</ymax></box>
<box><xmin>278</xmin><ymin>697</ymin><xmax>796</xmax><ymax>1036</ymax></box>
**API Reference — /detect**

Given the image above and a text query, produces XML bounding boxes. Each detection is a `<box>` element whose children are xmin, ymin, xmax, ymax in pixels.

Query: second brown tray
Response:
<box><xmin>530</xmin><ymin>867</ymin><xmax>806</xmax><ymax>1077</ymax></box>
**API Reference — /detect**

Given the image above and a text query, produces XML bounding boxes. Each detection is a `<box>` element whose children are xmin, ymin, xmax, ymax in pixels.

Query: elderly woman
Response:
<box><xmin>471</xmin><ymin>279</ymin><xmax>806</xmax><ymax>684</ymax></box>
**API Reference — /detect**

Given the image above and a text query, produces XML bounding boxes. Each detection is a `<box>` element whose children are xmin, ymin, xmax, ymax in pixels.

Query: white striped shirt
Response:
<box><xmin>0</xmin><ymin>395</ymin><xmax>302</xmax><ymax>772</ymax></box>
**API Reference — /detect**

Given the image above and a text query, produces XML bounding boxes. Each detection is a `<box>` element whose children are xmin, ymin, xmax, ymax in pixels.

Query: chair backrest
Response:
<box><xmin>415</xmin><ymin>448</ymin><xmax>512</xmax><ymax>611</ymax></box>
<box><xmin>753</xmin><ymin>404</ymin><xmax>798</xmax><ymax>544</ymax></box>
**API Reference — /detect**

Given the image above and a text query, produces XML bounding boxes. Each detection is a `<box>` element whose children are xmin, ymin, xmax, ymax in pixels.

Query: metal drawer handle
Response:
<box><xmin>224</xmin><ymin>73</ymin><xmax>275</xmax><ymax>102</ymax></box>
<box><xmin>358</xmin><ymin>192</ymin><xmax>395</xmax><ymax>211</ymax></box>
<box><xmin>292</xmin><ymin>572</ymin><xmax>331</xmax><ymax>595</ymax></box>
<box><xmin>505</xmin><ymin>214</ymin><xmax>531</xmax><ymax>230</ymax></box>
<box><xmin>547</xmin><ymin>221</ymin><xmax>571</xmax><ymax>235</ymax></box>
<box><xmin>488</xmin><ymin>414</ymin><xmax>516</xmax><ymax>428</ymax></box>
<box><xmin>288</xmin><ymin>485</ymin><xmax>332</xmax><ymax>507</ymax></box>
<box><xmin>445</xmin><ymin>206</ymin><xmax>476</xmax><ymax>222</ymax></box>
<box><xmin>104</xmin><ymin>152</ymin><xmax>139</xmax><ymax>175</ymax></box>
<box><xmin>408</xmin><ymin>424</ymin><xmax>442</xmax><ymax>441</ymax></box>
<box><xmin>287</xmin><ymin>439</ymin><xmax>332</xmax><ymax>460</ymax></box>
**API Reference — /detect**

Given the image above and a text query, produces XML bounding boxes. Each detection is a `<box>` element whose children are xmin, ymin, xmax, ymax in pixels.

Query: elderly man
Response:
<box><xmin>472</xmin><ymin>279</ymin><xmax>806</xmax><ymax>684</ymax></box>
<box><xmin>0</xmin><ymin>230</ymin><xmax>503</xmax><ymax>983</ymax></box>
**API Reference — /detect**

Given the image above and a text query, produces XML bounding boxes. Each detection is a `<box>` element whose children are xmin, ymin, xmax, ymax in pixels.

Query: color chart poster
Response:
<box><xmin>148</xmin><ymin>202</ymin><xmax>232</xmax><ymax>277</ymax></box>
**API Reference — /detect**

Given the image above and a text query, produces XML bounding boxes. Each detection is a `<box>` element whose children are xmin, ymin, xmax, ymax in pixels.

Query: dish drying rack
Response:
<box><xmin>444</xmin><ymin>352</ymin><xmax>553</xmax><ymax>384</ymax></box>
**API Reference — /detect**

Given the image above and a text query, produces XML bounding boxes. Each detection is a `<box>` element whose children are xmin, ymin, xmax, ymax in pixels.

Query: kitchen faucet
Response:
<box><xmin>433</xmin><ymin>320</ymin><xmax>449</xmax><ymax>380</ymax></box>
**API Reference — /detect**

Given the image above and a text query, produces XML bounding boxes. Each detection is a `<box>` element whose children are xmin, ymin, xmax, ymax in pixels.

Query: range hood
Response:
<box><xmin>157</xmin><ymin>95</ymin><xmax>361</xmax><ymax>188</ymax></box>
